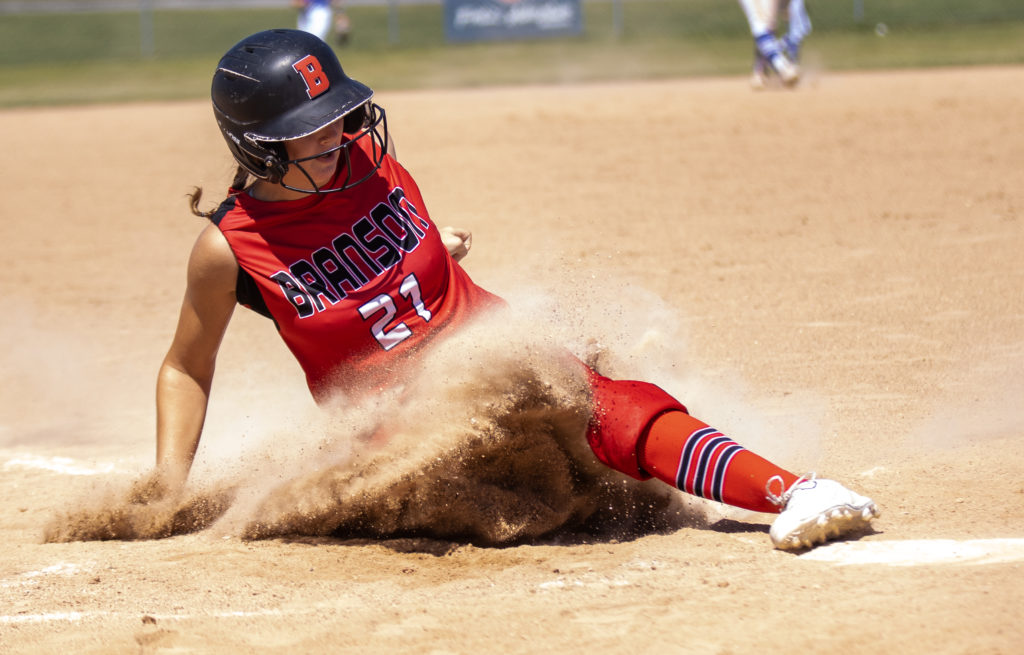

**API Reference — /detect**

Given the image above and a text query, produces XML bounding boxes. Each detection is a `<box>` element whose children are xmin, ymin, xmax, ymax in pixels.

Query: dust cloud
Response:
<box><xmin>44</xmin><ymin>268</ymin><xmax>804</xmax><ymax>545</ymax></box>
<box><xmin>910</xmin><ymin>344</ymin><xmax>1024</xmax><ymax>449</ymax></box>
<box><xmin>43</xmin><ymin>287</ymin><xmax>708</xmax><ymax>545</ymax></box>
<box><xmin>0</xmin><ymin>305</ymin><xmax>151</xmax><ymax>451</ymax></box>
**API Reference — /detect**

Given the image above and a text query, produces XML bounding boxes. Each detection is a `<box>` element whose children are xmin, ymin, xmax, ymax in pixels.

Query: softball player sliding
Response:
<box><xmin>158</xmin><ymin>29</ymin><xmax>876</xmax><ymax>550</ymax></box>
<box><xmin>737</xmin><ymin>0</ymin><xmax>812</xmax><ymax>88</ymax></box>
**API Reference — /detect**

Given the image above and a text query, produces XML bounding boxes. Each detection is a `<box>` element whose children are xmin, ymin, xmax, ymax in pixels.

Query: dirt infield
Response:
<box><xmin>2</xmin><ymin>66</ymin><xmax>1023</xmax><ymax>653</ymax></box>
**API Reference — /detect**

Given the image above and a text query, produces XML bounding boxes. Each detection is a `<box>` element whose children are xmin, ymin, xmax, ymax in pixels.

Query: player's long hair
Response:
<box><xmin>187</xmin><ymin>166</ymin><xmax>251</xmax><ymax>220</ymax></box>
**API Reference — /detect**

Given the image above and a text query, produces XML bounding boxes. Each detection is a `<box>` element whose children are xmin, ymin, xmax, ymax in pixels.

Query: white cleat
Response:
<box><xmin>750</xmin><ymin>68</ymin><xmax>769</xmax><ymax>91</ymax></box>
<box><xmin>767</xmin><ymin>476</ymin><xmax>879</xmax><ymax>551</ymax></box>
<box><xmin>768</xmin><ymin>52</ymin><xmax>800</xmax><ymax>87</ymax></box>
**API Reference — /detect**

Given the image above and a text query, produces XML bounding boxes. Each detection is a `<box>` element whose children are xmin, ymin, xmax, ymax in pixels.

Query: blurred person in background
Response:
<box><xmin>333</xmin><ymin>1</ymin><xmax>352</xmax><ymax>46</ymax></box>
<box><xmin>294</xmin><ymin>0</ymin><xmax>334</xmax><ymax>42</ymax></box>
<box><xmin>737</xmin><ymin>0</ymin><xmax>812</xmax><ymax>89</ymax></box>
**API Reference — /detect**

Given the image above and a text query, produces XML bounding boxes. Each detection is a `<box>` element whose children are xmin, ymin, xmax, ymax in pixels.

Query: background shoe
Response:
<box><xmin>754</xmin><ymin>33</ymin><xmax>799</xmax><ymax>87</ymax></box>
<box><xmin>769</xmin><ymin>477</ymin><xmax>879</xmax><ymax>550</ymax></box>
<box><xmin>750</xmin><ymin>53</ymin><xmax>770</xmax><ymax>90</ymax></box>
<box><xmin>769</xmin><ymin>52</ymin><xmax>800</xmax><ymax>87</ymax></box>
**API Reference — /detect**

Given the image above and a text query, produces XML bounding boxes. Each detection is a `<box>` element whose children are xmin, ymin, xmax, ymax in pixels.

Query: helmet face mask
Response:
<box><xmin>271</xmin><ymin>102</ymin><xmax>389</xmax><ymax>194</ymax></box>
<box><xmin>211</xmin><ymin>29</ymin><xmax>388</xmax><ymax>194</ymax></box>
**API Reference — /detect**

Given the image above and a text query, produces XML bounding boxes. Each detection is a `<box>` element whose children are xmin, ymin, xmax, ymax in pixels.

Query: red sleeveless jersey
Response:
<box><xmin>212</xmin><ymin>137</ymin><xmax>504</xmax><ymax>400</ymax></box>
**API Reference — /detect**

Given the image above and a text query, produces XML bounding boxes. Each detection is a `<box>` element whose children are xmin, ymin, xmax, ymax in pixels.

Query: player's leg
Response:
<box><xmin>736</xmin><ymin>0</ymin><xmax>799</xmax><ymax>86</ymax></box>
<box><xmin>638</xmin><ymin>410</ymin><xmax>798</xmax><ymax>514</ymax></box>
<box><xmin>334</xmin><ymin>11</ymin><xmax>352</xmax><ymax>46</ymax></box>
<box><xmin>737</xmin><ymin>0</ymin><xmax>775</xmax><ymax>39</ymax></box>
<box><xmin>638</xmin><ymin>410</ymin><xmax>879</xmax><ymax>549</ymax></box>
<box><xmin>307</xmin><ymin>5</ymin><xmax>333</xmax><ymax>42</ymax></box>
<box><xmin>750</xmin><ymin>45</ymin><xmax>770</xmax><ymax>90</ymax></box>
<box><xmin>738</xmin><ymin>0</ymin><xmax>774</xmax><ymax>88</ymax></box>
<box><xmin>782</xmin><ymin>0</ymin><xmax>812</xmax><ymax>62</ymax></box>
<box><xmin>585</xmin><ymin>369</ymin><xmax>878</xmax><ymax>549</ymax></box>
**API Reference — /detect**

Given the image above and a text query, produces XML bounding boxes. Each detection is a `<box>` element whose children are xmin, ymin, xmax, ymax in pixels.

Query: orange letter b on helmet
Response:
<box><xmin>292</xmin><ymin>54</ymin><xmax>330</xmax><ymax>99</ymax></box>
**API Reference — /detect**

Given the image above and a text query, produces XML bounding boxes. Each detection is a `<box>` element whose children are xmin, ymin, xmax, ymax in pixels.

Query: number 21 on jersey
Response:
<box><xmin>357</xmin><ymin>273</ymin><xmax>432</xmax><ymax>350</ymax></box>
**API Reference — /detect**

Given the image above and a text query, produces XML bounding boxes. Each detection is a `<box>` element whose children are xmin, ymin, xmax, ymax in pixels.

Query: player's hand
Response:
<box><xmin>440</xmin><ymin>226</ymin><xmax>472</xmax><ymax>262</ymax></box>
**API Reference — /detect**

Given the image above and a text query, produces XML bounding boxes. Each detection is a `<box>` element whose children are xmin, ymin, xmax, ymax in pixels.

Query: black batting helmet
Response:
<box><xmin>211</xmin><ymin>28</ymin><xmax>387</xmax><ymax>193</ymax></box>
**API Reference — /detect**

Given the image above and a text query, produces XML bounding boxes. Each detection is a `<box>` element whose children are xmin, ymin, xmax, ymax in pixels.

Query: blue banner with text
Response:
<box><xmin>443</xmin><ymin>0</ymin><xmax>583</xmax><ymax>43</ymax></box>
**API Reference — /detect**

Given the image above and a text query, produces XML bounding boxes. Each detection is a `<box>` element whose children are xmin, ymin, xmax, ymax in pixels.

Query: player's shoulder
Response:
<box><xmin>187</xmin><ymin>223</ymin><xmax>238</xmax><ymax>292</ymax></box>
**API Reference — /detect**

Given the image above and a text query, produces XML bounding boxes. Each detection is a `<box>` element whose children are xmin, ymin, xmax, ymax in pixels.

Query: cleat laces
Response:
<box><xmin>765</xmin><ymin>472</ymin><xmax>815</xmax><ymax>508</ymax></box>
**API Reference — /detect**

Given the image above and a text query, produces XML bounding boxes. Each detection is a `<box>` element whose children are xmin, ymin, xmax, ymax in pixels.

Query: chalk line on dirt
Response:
<box><xmin>799</xmin><ymin>538</ymin><xmax>1024</xmax><ymax>566</ymax></box>
<box><xmin>2</xmin><ymin>454</ymin><xmax>121</xmax><ymax>476</ymax></box>
<box><xmin>5</xmin><ymin>540</ymin><xmax>1023</xmax><ymax>626</ymax></box>
<box><xmin>0</xmin><ymin>607</ymin><xmax>300</xmax><ymax>625</ymax></box>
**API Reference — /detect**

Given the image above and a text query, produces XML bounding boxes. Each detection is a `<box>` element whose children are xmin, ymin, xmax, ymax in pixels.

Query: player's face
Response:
<box><xmin>282</xmin><ymin>120</ymin><xmax>345</xmax><ymax>190</ymax></box>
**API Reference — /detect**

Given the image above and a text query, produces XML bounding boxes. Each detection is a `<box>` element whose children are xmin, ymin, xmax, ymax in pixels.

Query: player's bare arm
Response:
<box><xmin>155</xmin><ymin>224</ymin><xmax>238</xmax><ymax>491</ymax></box>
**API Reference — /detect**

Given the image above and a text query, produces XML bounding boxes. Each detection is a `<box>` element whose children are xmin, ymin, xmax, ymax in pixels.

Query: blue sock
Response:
<box><xmin>782</xmin><ymin>35</ymin><xmax>801</xmax><ymax>60</ymax></box>
<box><xmin>754</xmin><ymin>33</ymin><xmax>783</xmax><ymax>60</ymax></box>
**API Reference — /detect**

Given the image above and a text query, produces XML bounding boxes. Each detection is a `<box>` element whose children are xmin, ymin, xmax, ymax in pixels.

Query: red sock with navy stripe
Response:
<box><xmin>638</xmin><ymin>410</ymin><xmax>799</xmax><ymax>514</ymax></box>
